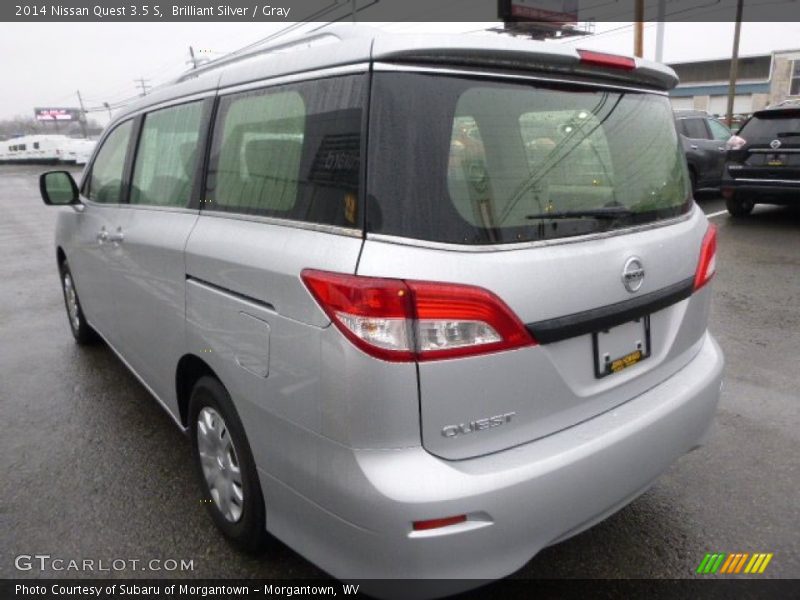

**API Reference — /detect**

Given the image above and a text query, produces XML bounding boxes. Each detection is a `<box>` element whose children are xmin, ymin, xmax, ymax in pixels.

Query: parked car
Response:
<box><xmin>675</xmin><ymin>110</ymin><xmax>733</xmax><ymax>193</ymax></box>
<box><xmin>722</xmin><ymin>104</ymin><xmax>800</xmax><ymax>216</ymax></box>
<box><xmin>38</xmin><ymin>26</ymin><xmax>723</xmax><ymax>593</ymax></box>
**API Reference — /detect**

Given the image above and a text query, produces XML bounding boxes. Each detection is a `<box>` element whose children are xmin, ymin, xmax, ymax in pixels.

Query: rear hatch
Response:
<box><xmin>358</xmin><ymin>67</ymin><xmax>714</xmax><ymax>460</ymax></box>
<box><xmin>728</xmin><ymin>108</ymin><xmax>800</xmax><ymax>182</ymax></box>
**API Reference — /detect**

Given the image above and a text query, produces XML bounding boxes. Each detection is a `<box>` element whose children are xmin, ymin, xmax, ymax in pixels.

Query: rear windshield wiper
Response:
<box><xmin>525</xmin><ymin>207</ymin><xmax>635</xmax><ymax>220</ymax></box>
<box><xmin>777</xmin><ymin>132</ymin><xmax>800</xmax><ymax>137</ymax></box>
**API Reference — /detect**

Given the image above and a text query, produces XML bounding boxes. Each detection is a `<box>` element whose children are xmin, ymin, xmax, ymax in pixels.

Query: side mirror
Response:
<box><xmin>40</xmin><ymin>171</ymin><xmax>79</xmax><ymax>206</ymax></box>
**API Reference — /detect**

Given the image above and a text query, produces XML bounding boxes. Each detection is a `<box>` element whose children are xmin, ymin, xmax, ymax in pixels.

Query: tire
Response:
<box><xmin>58</xmin><ymin>260</ymin><xmax>98</xmax><ymax>345</ymax></box>
<box><xmin>189</xmin><ymin>376</ymin><xmax>267</xmax><ymax>552</ymax></box>
<box><xmin>726</xmin><ymin>195</ymin><xmax>754</xmax><ymax>217</ymax></box>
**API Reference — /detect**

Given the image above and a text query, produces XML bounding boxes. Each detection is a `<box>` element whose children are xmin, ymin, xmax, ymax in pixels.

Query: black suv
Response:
<box><xmin>722</xmin><ymin>103</ymin><xmax>800</xmax><ymax>216</ymax></box>
<box><xmin>675</xmin><ymin>110</ymin><xmax>732</xmax><ymax>194</ymax></box>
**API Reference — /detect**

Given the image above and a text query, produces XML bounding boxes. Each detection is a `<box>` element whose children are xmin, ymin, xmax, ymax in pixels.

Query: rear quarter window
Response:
<box><xmin>205</xmin><ymin>74</ymin><xmax>366</xmax><ymax>229</ymax></box>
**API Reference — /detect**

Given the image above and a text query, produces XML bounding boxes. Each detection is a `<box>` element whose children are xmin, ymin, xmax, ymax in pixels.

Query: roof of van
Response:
<box><xmin>115</xmin><ymin>25</ymin><xmax>678</xmax><ymax>122</ymax></box>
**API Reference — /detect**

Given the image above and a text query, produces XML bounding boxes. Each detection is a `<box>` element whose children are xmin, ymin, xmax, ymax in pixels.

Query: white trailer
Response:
<box><xmin>0</xmin><ymin>135</ymin><xmax>93</xmax><ymax>164</ymax></box>
<box><xmin>62</xmin><ymin>138</ymin><xmax>97</xmax><ymax>165</ymax></box>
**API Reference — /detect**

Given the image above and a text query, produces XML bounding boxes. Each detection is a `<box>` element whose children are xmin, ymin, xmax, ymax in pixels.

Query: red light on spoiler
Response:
<box><xmin>578</xmin><ymin>49</ymin><xmax>636</xmax><ymax>71</ymax></box>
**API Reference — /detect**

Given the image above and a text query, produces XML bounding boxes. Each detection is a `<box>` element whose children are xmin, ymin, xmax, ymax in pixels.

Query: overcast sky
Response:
<box><xmin>1</xmin><ymin>21</ymin><xmax>799</xmax><ymax>123</ymax></box>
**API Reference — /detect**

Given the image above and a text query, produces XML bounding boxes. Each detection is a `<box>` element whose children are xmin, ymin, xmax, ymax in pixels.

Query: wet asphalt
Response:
<box><xmin>1</xmin><ymin>164</ymin><xmax>798</xmax><ymax>583</ymax></box>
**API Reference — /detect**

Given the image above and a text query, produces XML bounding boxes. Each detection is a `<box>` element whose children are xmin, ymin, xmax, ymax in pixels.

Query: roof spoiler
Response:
<box><xmin>372</xmin><ymin>35</ymin><xmax>679</xmax><ymax>92</ymax></box>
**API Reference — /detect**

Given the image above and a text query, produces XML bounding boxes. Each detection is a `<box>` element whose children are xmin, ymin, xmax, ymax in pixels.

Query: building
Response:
<box><xmin>668</xmin><ymin>49</ymin><xmax>800</xmax><ymax>116</ymax></box>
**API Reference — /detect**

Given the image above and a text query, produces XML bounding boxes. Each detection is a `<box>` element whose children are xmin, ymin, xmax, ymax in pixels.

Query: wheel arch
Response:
<box><xmin>176</xmin><ymin>354</ymin><xmax>222</xmax><ymax>428</ymax></box>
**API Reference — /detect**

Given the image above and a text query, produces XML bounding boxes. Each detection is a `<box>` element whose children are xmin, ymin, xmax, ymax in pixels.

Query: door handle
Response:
<box><xmin>718</xmin><ymin>147</ymin><xmax>727</xmax><ymax>152</ymax></box>
<box><xmin>690</xmin><ymin>144</ymin><xmax>699</xmax><ymax>150</ymax></box>
<box><xmin>96</xmin><ymin>229</ymin><xmax>109</xmax><ymax>244</ymax></box>
<box><xmin>108</xmin><ymin>228</ymin><xmax>124</xmax><ymax>244</ymax></box>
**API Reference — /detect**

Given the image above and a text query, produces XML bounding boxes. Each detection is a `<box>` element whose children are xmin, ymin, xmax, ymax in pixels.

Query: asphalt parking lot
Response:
<box><xmin>1</xmin><ymin>163</ymin><xmax>798</xmax><ymax>582</ymax></box>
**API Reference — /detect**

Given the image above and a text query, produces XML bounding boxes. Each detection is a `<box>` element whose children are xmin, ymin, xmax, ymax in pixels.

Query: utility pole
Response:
<box><xmin>189</xmin><ymin>46</ymin><xmax>198</xmax><ymax>69</ymax></box>
<box><xmin>634</xmin><ymin>0</ymin><xmax>644</xmax><ymax>58</ymax></box>
<box><xmin>103</xmin><ymin>102</ymin><xmax>113</xmax><ymax>121</ymax></box>
<box><xmin>725</xmin><ymin>0</ymin><xmax>745</xmax><ymax>128</ymax></box>
<box><xmin>76</xmin><ymin>90</ymin><xmax>88</xmax><ymax>139</ymax></box>
<box><xmin>655</xmin><ymin>0</ymin><xmax>666</xmax><ymax>62</ymax></box>
<box><xmin>134</xmin><ymin>77</ymin><xmax>151</xmax><ymax>97</ymax></box>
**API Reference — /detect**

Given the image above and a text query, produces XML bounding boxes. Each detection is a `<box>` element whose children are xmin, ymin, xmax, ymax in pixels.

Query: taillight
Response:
<box><xmin>301</xmin><ymin>270</ymin><xmax>536</xmax><ymax>362</ymax></box>
<box><xmin>577</xmin><ymin>49</ymin><xmax>636</xmax><ymax>71</ymax></box>
<box><xmin>726</xmin><ymin>135</ymin><xmax>746</xmax><ymax>151</ymax></box>
<box><xmin>694</xmin><ymin>225</ymin><xmax>717</xmax><ymax>291</ymax></box>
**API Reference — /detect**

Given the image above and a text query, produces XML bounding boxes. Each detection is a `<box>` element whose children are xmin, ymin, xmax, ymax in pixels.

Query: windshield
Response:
<box><xmin>368</xmin><ymin>73</ymin><xmax>691</xmax><ymax>245</ymax></box>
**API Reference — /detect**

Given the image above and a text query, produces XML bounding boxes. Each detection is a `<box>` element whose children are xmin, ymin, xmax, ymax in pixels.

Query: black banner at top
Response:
<box><xmin>3</xmin><ymin>0</ymin><xmax>800</xmax><ymax>22</ymax></box>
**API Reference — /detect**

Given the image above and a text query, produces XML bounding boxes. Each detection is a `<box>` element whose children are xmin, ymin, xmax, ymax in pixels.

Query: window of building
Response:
<box><xmin>18</xmin><ymin>144</ymin><xmax>26</xmax><ymax>151</ymax></box>
<box><xmin>33</xmin><ymin>142</ymin><xmax>40</xmax><ymax>150</ymax></box>
<box><xmin>130</xmin><ymin>101</ymin><xmax>204</xmax><ymax>207</ymax></box>
<box><xmin>791</xmin><ymin>60</ymin><xmax>800</xmax><ymax>96</ymax></box>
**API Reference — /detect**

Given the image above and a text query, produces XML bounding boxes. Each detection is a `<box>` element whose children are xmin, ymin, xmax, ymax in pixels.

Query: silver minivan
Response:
<box><xmin>40</xmin><ymin>26</ymin><xmax>723</xmax><ymax>588</ymax></box>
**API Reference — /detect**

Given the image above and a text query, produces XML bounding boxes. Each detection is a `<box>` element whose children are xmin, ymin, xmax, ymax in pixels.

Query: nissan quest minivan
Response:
<box><xmin>39</xmin><ymin>26</ymin><xmax>723</xmax><ymax>588</ymax></box>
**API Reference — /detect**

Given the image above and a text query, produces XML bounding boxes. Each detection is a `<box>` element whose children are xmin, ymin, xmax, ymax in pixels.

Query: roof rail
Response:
<box><xmin>767</xmin><ymin>98</ymin><xmax>800</xmax><ymax>109</ymax></box>
<box><xmin>175</xmin><ymin>24</ymin><xmax>377</xmax><ymax>83</ymax></box>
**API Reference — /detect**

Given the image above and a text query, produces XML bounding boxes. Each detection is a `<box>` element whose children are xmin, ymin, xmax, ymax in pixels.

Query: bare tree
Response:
<box><xmin>0</xmin><ymin>116</ymin><xmax>103</xmax><ymax>139</ymax></box>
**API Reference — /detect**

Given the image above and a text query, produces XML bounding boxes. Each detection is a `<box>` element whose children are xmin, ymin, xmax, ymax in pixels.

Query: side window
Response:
<box><xmin>211</xmin><ymin>90</ymin><xmax>305</xmax><ymax>215</ymax></box>
<box><xmin>206</xmin><ymin>75</ymin><xmax>365</xmax><ymax>228</ymax></box>
<box><xmin>130</xmin><ymin>101</ymin><xmax>204</xmax><ymax>207</ymax></box>
<box><xmin>707</xmin><ymin>118</ymin><xmax>731</xmax><ymax>141</ymax></box>
<box><xmin>86</xmin><ymin>121</ymin><xmax>133</xmax><ymax>203</ymax></box>
<box><xmin>681</xmin><ymin>118</ymin><xmax>710</xmax><ymax>140</ymax></box>
<box><xmin>791</xmin><ymin>60</ymin><xmax>800</xmax><ymax>96</ymax></box>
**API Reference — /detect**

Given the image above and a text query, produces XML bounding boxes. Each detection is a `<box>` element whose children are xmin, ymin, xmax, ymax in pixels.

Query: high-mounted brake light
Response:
<box><xmin>301</xmin><ymin>270</ymin><xmax>536</xmax><ymax>362</ymax></box>
<box><xmin>577</xmin><ymin>49</ymin><xmax>636</xmax><ymax>71</ymax></box>
<box><xmin>694</xmin><ymin>225</ymin><xmax>718</xmax><ymax>291</ymax></box>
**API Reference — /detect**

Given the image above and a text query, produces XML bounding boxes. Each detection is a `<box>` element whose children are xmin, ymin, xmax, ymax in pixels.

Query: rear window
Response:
<box><xmin>368</xmin><ymin>73</ymin><xmax>691</xmax><ymax>245</ymax></box>
<box><xmin>739</xmin><ymin>111</ymin><xmax>800</xmax><ymax>141</ymax></box>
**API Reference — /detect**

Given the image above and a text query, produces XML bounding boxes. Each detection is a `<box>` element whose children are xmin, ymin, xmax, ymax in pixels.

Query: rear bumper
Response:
<box><xmin>724</xmin><ymin>179</ymin><xmax>800</xmax><ymax>202</ymax></box>
<box><xmin>264</xmin><ymin>333</ymin><xmax>723</xmax><ymax>585</ymax></box>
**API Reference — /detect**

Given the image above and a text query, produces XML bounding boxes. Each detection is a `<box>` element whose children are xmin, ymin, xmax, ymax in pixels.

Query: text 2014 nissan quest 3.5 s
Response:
<box><xmin>39</xmin><ymin>26</ymin><xmax>723</xmax><ymax>593</ymax></box>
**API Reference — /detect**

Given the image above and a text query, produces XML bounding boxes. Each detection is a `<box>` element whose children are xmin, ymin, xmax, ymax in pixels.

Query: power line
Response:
<box><xmin>309</xmin><ymin>0</ymin><xmax>381</xmax><ymax>33</ymax></box>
